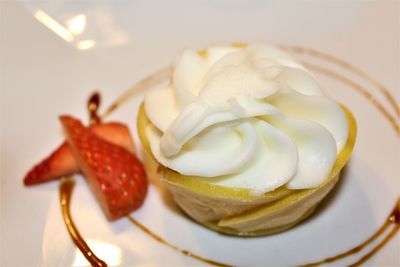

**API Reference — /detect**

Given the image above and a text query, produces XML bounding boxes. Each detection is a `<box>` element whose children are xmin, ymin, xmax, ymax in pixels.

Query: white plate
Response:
<box><xmin>1</xmin><ymin>1</ymin><xmax>399</xmax><ymax>266</ymax></box>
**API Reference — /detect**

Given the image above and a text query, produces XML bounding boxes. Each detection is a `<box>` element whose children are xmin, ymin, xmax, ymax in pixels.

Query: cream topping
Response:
<box><xmin>144</xmin><ymin>43</ymin><xmax>349</xmax><ymax>193</ymax></box>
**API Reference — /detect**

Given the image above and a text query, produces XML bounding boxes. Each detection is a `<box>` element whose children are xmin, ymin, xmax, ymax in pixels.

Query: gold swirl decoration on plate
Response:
<box><xmin>100</xmin><ymin>45</ymin><xmax>399</xmax><ymax>267</ymax></box>
<box><xmin>281</xmin><ymin>45</ymin><xmax>400</xmax><ymax>118</ymax></box>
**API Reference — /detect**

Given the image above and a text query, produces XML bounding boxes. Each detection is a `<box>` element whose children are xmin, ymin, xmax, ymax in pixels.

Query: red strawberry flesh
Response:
<box><xmin>24</xmin><ymin>143</ymin><xmax>76</xmax><ymax>186</ymax></box>
<box><xmin>60</xmin><ymin>115</ymin><xmax>147</xmax><ymax>220</ymax></box>
<box><xmin>23</xmin><ymin>122</ymin><xmax>135</xmax><ymax>186</ymax></box>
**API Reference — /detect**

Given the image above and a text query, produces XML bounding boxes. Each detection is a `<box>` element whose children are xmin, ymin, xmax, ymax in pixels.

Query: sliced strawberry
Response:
<box><xmin>92</xmin><ymin>122</ymin><xmax>135</xmax><ymax>154</ymax></box>
<box><xmin>24</xmin><ymin>142</ymin><xmax>77</xmax><ymax>186</ymax></box>
<box><xmin>60</xmin><ymin>115</ymin><xmax>147</xmax><ymax>220</ymax></box>
<box><xmin>23</xmin><ymin>122</ymin><xmax>135</xmax><ymax>186</ymax></box>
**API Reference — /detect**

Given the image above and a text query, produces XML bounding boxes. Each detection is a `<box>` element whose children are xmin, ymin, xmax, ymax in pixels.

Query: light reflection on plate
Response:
<box><xmin>72</xmin><ymin>239</ymin><xmax>122</xmax><ymax>267</ymax></box>
<box><xmin>24</xmin><ymin>2</ymin><xmax>131</xmax><ymax>51</ymax></box>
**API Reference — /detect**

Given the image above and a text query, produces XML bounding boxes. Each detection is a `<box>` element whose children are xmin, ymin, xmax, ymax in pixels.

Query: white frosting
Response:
<box><xmin>144</xmin><ymin>43</ymin><xmax>349</xmax><ymax>194</ymax></box>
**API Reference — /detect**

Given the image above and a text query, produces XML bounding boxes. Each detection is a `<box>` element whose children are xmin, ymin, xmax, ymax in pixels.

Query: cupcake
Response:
<box><xmin>137</xmin><ymin>43</ymin><xmax>356</xmax><ymax>236</ymax></box>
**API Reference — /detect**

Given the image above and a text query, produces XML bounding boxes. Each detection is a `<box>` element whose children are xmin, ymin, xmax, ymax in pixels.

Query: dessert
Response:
<box><xmin>138</xmin><ymin>43</ymin><xmax>357</xmax><ymax>236</ymax></box>
<box><xmin>22</xmin><ymin>46</ymin><xmax>399</xmax><ymax>266</ymax></box>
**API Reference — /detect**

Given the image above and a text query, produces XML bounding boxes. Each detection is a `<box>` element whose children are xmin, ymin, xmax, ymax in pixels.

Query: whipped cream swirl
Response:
<box><xmin>144</xmin><ymin>43</ymin><xmax>349</xmax><ymax>194</ymax></box>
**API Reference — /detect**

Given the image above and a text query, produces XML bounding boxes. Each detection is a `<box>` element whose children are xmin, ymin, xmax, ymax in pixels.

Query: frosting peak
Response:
<box><xmin>144</xmin><ymin>43</ymin><xmax>349</xmax><ymax>193</ymax></box>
